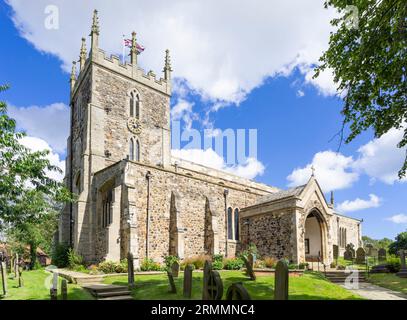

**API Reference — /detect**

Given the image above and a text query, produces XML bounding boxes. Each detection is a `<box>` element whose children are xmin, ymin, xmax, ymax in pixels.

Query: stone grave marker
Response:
<box><xmin>183</xmin><ymin>264</ymin><xmax>193</xmax><ymax>298</ymax></box>
<box><xmin>166</xmin><ymin>270</ymin><xmax>177</xmax><ymax>293</ymax></box>
<box><xmin>171</xmin><ymin>261</ymin><xmax>180</xmax><ymax>278</ymax></box>
<box><xmin>274</xmin><ymin>259</ymin><xmax>289</xmax><ymax>300</ymax></box>
<box><xmin>365</xmin><ymin>244</ymin><xmax>374</xmax><ymax>256</ymax></box>
<box><xmin>378</xmin><ymin>248</ymin><xmax>387</xmax><ymax>263</ymax></box>
<box><xmin>1</xmin><ymin>261</ymin><xmax>7</xmax><ymax>296</ymax></box>
<box><xmin>226</xmin><ymin>282</ymin><xmax>251</xmax><ymax>300</ymax></box>
<box><xmin>396</xmin><ymin>250</ymin><xmax>407</xmax><ymax>278</ymax></box>
<box><xmin>344</xmin><ymin>245</ymin><xmax>354</xmax><ymax>261</ymax></box>
<box><xmin>202</xmin><ymin>260</ymin><xmax>212</xmax><ymax>300</ymax></box>
<box><xmin>205</xmin><ymin>270</ymin><xmax>223</xmax><ymax>300</ymax></box>
<box><xmin>18</xmin><ymin>266</ymin><xmax>23</xmax><ymax>287</ymax></box>
<box><xmin>50</xmin><ymin>272</ymin><xmax>58</xmax><ymax>300</ymax></box>
<box><xmin>61</xmin><ymin>279</ymin><xmax>68</xmax><ymax>300</ymax></box>
<box><xmin>242</xmin><ymin>254</ymin><xmax>256</xmax><ymax>281</ymax></box>
<box><xmin>356</xmin><ymin>247</ymin><xmax>366</xmax><ymax>264</ymax></box>
<box><xmin>333</xmin><ymin>245</ymin><xmax>339</xmax><ymax>262</ymax></box>
<box><xmin>14</xmin><ymin>253</ymin><xmax>19</xmax><ymax>279</ymax></box>
<box><xmin>127</xmin><ymin>252</ymin><xmax>135</xmax><ymax>288</ymax></box>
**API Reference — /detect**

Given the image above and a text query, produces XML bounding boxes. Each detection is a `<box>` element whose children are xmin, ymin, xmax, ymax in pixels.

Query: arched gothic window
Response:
<box><xmin>227</xmin><ymin>207</ymin><xmax>233</xmax><ymax>240</ymax></box>
<box><xmin>102</xmin><ymin>189</ymin><xmax>113</xmax><ymax>228</ymax></box>
<box><xmin>135</xmin><ymin>139</ymin><xmax>140</xmax><ymax>161</ymax></box>
<box><xmin>129</xmin><ymin>138</ymin><xmax>134</xmax><ymax>161</ymax></box>
<box><xmin>130</xmin><ymin>91</ymin><xmax>140</xmax><ymax>119</ymax></box>
<box><xmin>234</xmin><ymin>208</ymin><xmax>239</xmax><ymax>241</ymax></box>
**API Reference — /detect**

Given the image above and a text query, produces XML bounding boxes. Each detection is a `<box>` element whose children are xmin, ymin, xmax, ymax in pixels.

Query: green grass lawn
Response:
<box><xmin>0</xmin><ymin>269</ymin><xmax>94</xmax><ymax>300</ymax></box>
<box><xmin>104</xmin><ymin>270</ymin><xmax>363</xmax><ymax>300</ymax></box>
<box><xmin>368</xmin><ymin>274</ymin><xmax>407</xmax><ymax>295</ymax></box>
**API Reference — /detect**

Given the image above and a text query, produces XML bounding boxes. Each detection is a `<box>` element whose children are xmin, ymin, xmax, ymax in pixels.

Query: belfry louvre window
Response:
<box><xmin>129</xmin><ymin>139</ymin><xmax>134</xmax><ymax>161</ymax></box>
<box><xmin>130</xmin><ymin>91</ymin><xmax>140</xmax><ymax>119</ymax></box>
<box><xmin>102</xmin><ymin>189</ymin><xmax>113</xmax><ymax>228</ymax></box>
<box><xmin>227</xmin><ymin>207</ymin><xmax>240</xmax><ymax>241</ymax></box>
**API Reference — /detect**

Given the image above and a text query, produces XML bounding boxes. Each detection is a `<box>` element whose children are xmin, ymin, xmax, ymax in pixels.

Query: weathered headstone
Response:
<box><xmin>333</xmin><ymin>245</ymin><xmax>339</xmax><ymax>262</ymax></box>
<box><xmin>205</xmin><ymin>270</ymin><xmax>223</xmax><ymax>300</ymax></box>
<box><xmin>242</xmin><ymin>254</ymin><xmax>256</xmax><ymax>281</ymax></box>
<box><xmin>127</xmin><ymin>252</ymin><xmax>135</xmax><ymax>288</ymax></box>
<box><xmin>1</xmin><ymin>261</ymin><xmax>7</xmax><ymax>296</ymax></box>
<box><xmin>18</xmin><ymin>266</ymin><xmax>23</xmax><ymax>288</ymax></box>
<box><xmin>365</xmin><ymin>244</ymin><xmax>374</xmax><ymax>256</ymax></box>
<box><xmin>226</xmin><ymin>282</ymin><xmax>251</xmax><ymax>300</ymax></box>
<box><xmin>378</xmin><ymin>248</ymin><xmax>387</xmax><ymax>263</ymax></box>
<box><xmin>274</xmin><ymin>259</ymin><xmax>289</xmax><ymax>300</ymax></box>
<box><xmin>50</xmin><ymin>272</ymin><xmax>58</xmax><ymax>300</ymax></box>
<box><xmin>61</xmin><ymin>279</ymin><xmax>68</xmax><ymax>300</ymax></box>
<box><xmin>356</xmin><ymin>247</ymin><xmax>366</xmax><ymax>264</ymax></box>
<box><xmin>396</xmin><ymin>250</ymin><xmax>407</xmax><ymax>278</ymax></box>
<box><xmin>344</xmin><ymin>245</ymin><xmax>354</xmax><ymax>261</ymax></box>
<box><xmin>202</xmin><ymin>260</ymin><xmax>212</xmax><ymax>300</ymax></box>
<box><xmin>171</xmin><ymin>261</ymin><xmax>180</xmax><ymax>278</ymax></box>
<box><xmin>183</xmin><ymin>264</ymin><xmax>193</xmax><ymax>298</ymax></box>
<box><xmin>166</xmin><ymin>270</ymin><xmax>177</xmax><ymax>293</ymax></box>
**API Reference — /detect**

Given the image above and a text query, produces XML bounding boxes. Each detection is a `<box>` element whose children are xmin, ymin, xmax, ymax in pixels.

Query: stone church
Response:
<box><xmin>59</xmin><ymin>11</ymin><xmax>362</xmax><ymax>268</ymax></box>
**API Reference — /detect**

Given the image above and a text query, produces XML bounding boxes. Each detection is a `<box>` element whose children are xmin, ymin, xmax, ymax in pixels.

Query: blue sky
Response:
<box><xmin>1</xmin><ymin>1</ymin><xmax>406</xmax><ymax>240</ymax></box>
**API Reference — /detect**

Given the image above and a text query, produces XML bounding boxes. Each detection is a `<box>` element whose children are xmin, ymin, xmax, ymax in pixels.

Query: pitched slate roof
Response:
<box><xmin>256</xmin><ymin>184</ymin><xmax>306</xmax><ymax>204</ymax></box>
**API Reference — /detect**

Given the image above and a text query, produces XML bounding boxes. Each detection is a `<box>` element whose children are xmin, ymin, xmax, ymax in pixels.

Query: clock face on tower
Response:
<box><xmin>127</xmin><ymin>117</ymin><xmax>142</xmax><ymax>135</ymax></box>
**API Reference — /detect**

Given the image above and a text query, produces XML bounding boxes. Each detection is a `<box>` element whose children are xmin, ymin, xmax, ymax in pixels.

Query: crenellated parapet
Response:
<box><xmin>70</xmin><ymin>9</ymin><xmax>172</xmax><ymax>100</ymax></box>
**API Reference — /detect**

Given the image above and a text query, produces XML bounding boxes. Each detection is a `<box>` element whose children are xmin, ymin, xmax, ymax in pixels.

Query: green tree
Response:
<box><xmin>315</xmin><ymin>1</ymin><xmax>407</xmax><ymax>178</ymax></box>
<box><xmin>362</xmin><ymin>235</ymin><xmax>393</xmax><ymax>249</ymax></box>
<box><xmin>388</xmin><ymin>231</ymin><xmax>407</xmax><ymax>255</ymax></box>
<box><xmin>0</xmin><ymin>84</ymin><xmax>72</xmax><ymax>229</ymax></box>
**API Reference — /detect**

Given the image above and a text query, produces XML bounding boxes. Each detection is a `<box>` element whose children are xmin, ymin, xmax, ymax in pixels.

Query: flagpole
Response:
<box><xmin>122</xmin><ymin>34</ymin><xmax>125</xmax><ymax>64</ymax></box>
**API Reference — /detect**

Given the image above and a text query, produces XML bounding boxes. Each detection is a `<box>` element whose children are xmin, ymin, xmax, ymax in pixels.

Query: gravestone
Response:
<box><xmin>202</xmin><ymin>260</ymin><xmax>212</xmax><ymax>300</ymax></box>
<box><xmin>183</xmin><ymin>264</ymin><xmax>193</xmax><ymax>298</ymax></box>
<box><xmin>333</xmin><ymin>245</ymin><xmax>339</xmax><ymax>262</ymax></box>
<box><xmin>365</xmin><ymin>244</ymin><xmax>374</xmax><ymax>256</ymax></box>
<box><xmin>166</xmin><ymin>270</ymin><xmax>177</xmax><ymax>293</ymax></box>
<box><xmin>344</xmin><ymin>245</ymin><xmax>354</xmax><ymax>261</ymax></box>
<box><xmin>61</xmin><ymin>279</ymin><xmax>68</xmax><ymax>300</ymax></box>
<box><xmin>18</xmin><ymin>266</ymin><xmax>23</xmax><ymax>287</ymax></box>
<box><xmin>396</xmin><ymin>250</ymin><xmax>407</xmax><ymax>278</ymax></box>
<box><xmin>356</xmin><ymin>247</ymin><xmax>366</xmax><ymax>264</ymax></box>
<box><xmin>171</xmin><ymin>261</ymin><xmax>180</xmax><ymax>278</ymax></box>
<box><xmin>1</xmin><ymin>261</ymin><xmax>7</xmax><ymax>296</ymax></box>
<box><xmin>127</xmin><ymin>252</ymin><xmax>135</xmax><ymax>288</ymax></box>
<box><xmin>242</xmin><ymin>254</ymin><xmax>256</xmax><ymax>281</ymax></box>
<box><xmin>205</xmin><ymin>270</ymin><xmax>223</xmax><ymax>300</ymax></box>
<box><xmin>226</xmin><ymin>282</ymin><xmax>251</xmax><ymax>300</ymax></box>
<box><xmin>274</xmin><ymin>259</ymin><xmax>289</xmax><ymax>300</ymax></box>
<box><xmin>50</xmin><ymin>272</ymin><xmax>58</xmax><ymax>300</ymax></box>
<box><xmin>378</xmin><ymin>248</ymin><xmax>387</xmax><ymax>263</ymax></box>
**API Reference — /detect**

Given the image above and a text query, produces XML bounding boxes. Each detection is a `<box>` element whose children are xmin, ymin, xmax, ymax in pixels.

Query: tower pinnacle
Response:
<box><xmin>130</xmin><ymin>31</ymin><xmax>138</xmax><ymax>66</ymax></box>
<box><xmin>163</xmin><ymin>49</ymin><xmax>173</xmax><ymax>81</ymax></box>
<box><xmin>79</xmin><ymin>38</ymin><xmax>87</xmax><ymax>71</ymax></box>
<box><xmin>70</xmin><ymin>61</ymin><xmax>77</xmax><ymax>94</ymax></box>
<box><xmin>90</xmin><ymin>10</ymin><xmax>99</xmax><ymax>55</ymax></box>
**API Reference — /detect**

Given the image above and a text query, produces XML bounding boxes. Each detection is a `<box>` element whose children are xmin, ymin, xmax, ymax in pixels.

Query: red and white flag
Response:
<box><xmin>124</xmin><ymin>38</ymin><xmax>145</xmax><ymax>53</ymax></box>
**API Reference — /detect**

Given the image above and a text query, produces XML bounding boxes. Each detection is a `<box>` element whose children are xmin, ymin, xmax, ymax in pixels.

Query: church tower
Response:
<box><xmin>60</xmin><ymin>10</ymin><xmax>172</xmax><ymax>259</ymax></box>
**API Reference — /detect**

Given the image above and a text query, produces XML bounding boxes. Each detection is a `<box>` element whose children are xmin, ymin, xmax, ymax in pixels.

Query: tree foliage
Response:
<box><xmin>388</xmin><ymin>231</ymin><xmax>407</xmax><ymax>255</ymax></box>
<box><xmin>316</xmin><ymin>0</ymin><xmax>407</xmax><ymax>178</ymax></box>
<box><xmin>0</xmin><ymin>85</ymin><xmax>72</xmax><ymax>228</ymax></box>
<box><xmin>362</xmin><ymin>235</ymin><xmax>393</xmax><ymax>249</ymax></box>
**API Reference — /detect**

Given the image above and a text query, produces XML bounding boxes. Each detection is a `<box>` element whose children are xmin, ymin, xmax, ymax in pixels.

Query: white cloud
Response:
<box><xmin>171</xmin><ymin>148</ymin><xmax>264</xmax><ymax>180</ymax></box>
<box><xmin>301</xmin><ymin>65</ymin><xmax>338</xmax><ymax>96</ymax></box>
<box><xmin>337</xmin><ymin>194</ymin><xmax>382</xmax><ymax>213</ymax></box>
<box><xmin>287</xmin><ymin>150</ymin><xmax>359</xmax><ymax>192</ymax></box>
<box><xmin>386</xmin><ymin>214</ymin><xmax>407</xmax><ymax>224</ymax></box>
<box><xmin>8</xmin><ymin>103</ymin><xmax>69</xmax><ymax>154</ymax></box>
<box><xmin>6</xmin><ymin>0</ymin><xmax>338</xmax><ymax>103</ymax></box>
<box><xmin>353</xmin><ymin>128</ymin><xmax>407</xmax><ymax>185</ymax></box>
<box><xmin>171</xmin><ymin>99</ymin><xmax>197</xmax><ymax>130</ymax></box>
<box><xmin>20</xmin><ymin>136</ymin><xmax>65</xmax><ymax>182</ymax></box>
<box><xmin>296</xmin><ymin>89</ymin><xmax>305</xmax><ymax>97</ymax></box>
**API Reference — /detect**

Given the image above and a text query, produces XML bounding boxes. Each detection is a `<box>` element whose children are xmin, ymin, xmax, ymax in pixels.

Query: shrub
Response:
<box><xmin>263</xmin><ymin>256</ymin><xmax>276</xmax><ymax>268</ymax></box>
<box><xmin>98</xmin><ymin>261</ymin><xmax>117</xmax><ymax>274</ymax></box>
<box><xmin>164</xmin><ymin>255</ymin><xmax>180</xmax><ymax>269</ymax></box>
<box><xmin>386</xmin><ymin>255</ymin><xmax>401</xmax><ymax>273</ymax></box>
<box><xmin>182</xmin><ymin>254</ymin><xmax>211</xmax><ymax>270</ymax></box>
<box><xmin>298</xmin><ymin>262</ymin><xmax>309</xmax><ymax>270</ymax></box>
<box><xmin>254</xmin><ymin>259</ymin><xmax>266</xmax><ymax>269</ymax></box>
<box><xmin>212</xmin><ymin>254</ymin><xmax>224</xmax><ymax>270</ymax></box>
<box><xmin>337</xmin><ymin>264</ymin><xmax>346</xmax><ymax>270</ymax></box>
<box><xmin>140</xmin><ymin>258</ymin><xmax>164</xmax><ymax>271</ymax></box>
<box><xmin>68</xmin><ymin>249</ymin><xmax>84</xmax><ymax>269</ymax></box>
<box><xmin>223</xmin><ymin>257</ymin><xmax>244</xmax><ymax>270</ymax></box>
<box><xmin>51</xmin><ymin>243</ymin><xmax>70</xmax><ymax>268</ymax></box>
<box><xmin>330</xmin><ymin>261</ymin><xmax>337</xmax><ymax>269</ymax></box>
<box><xmin>288</xmin><ymin>263</ymin><xmax>298</xmax><ymax>270</ymax></box>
